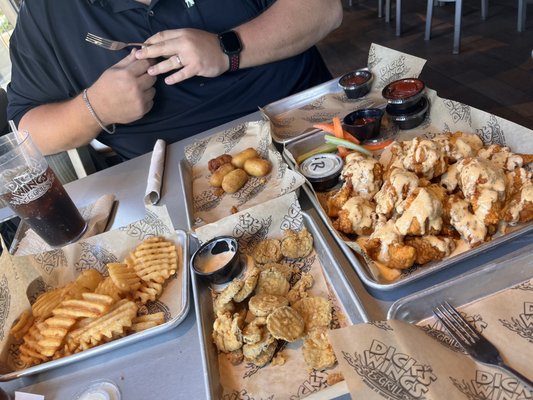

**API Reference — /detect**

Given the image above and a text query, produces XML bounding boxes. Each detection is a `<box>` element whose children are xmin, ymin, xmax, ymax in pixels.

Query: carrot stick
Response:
<box><xmin>337</xmin><ymin>146</ymin><xmax>349</xmax><ymax>158</ymax></box>
<box><xmin>332</xmin><ymin>117</ymin><xmax>344</xmax><ymax>139</ymax></box>
<box><xmin>313</xmin><ymin>122</ymin><xmax>361</xmax><ymax>144</ymax></box>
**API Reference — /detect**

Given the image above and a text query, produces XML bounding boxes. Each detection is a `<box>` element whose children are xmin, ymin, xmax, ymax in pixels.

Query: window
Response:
<box><xmin>0</xmin><ymin>0</ymin><xmax>17</xmax><ymax>89</ymax></box>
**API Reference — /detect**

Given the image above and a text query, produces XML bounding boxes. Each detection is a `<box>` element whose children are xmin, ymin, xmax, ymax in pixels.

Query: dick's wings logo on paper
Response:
<box><xmin>342</xmin><ymin>340</ymin><xmax>437</xmax><ymax>400</ymax></box>
<box><xmin>451</xmin><ymin>370</ymin><xmax>532</xmax><ymax>399</ymax></box>
<box><xmin>500</xmin><ymin>302</ymin><xmax>533</xmax><ymax>344</ymax></box>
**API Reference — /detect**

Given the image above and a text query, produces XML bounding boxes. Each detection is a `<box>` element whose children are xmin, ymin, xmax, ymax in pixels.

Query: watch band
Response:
<box><xmin>228</xmin><ymin>53</ymin><xmax>240</xmax><ymax>72</ymax></box>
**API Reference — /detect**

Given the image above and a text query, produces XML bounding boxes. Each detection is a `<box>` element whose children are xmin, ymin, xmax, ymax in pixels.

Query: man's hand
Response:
<box><xmin>134</xmin><ymin>29</ymin><xmax>228</xmax><ymax>85</ymax></box>
<box><xmin>88</xmin><ymin>50</ymin><xmax>157</xmax><ymax>125</ymax></box>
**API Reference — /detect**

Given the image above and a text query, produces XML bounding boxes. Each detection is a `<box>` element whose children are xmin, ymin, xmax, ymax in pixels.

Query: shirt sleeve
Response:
<box><xmin>7</xmin><ymin>1</ymin><xmax>73</xmax><ymax>125</ymax></box>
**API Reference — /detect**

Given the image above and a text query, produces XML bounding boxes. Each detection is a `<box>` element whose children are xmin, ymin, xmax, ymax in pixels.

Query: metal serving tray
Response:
<box><xmin>387</xmin><ymin>242</ymin><xmax>533</xmax><ymax>322</ymax></box>
<box><xmin>283</xmin><ymin>130</ymin><xmax>533</xmax><ymax>291</ymax></box>
<box><xmin>0</xmin><ymin>230</ymin><xmax>190</xmax><ymax>382</ymax></box>
<box><xmin>191</xmin><ymin>212</ymin><xmax>369</xmax><ymax>399</ymax></box>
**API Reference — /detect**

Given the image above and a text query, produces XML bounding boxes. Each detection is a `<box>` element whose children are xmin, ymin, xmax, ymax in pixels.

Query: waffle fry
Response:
<box><xmin>9</xmin><ymin>310</ymin><xmax>34</xmax><ymax>340</ymax></box>
<box><xmin>108</xmin><ymin>262</ymin><xmax>141</xmax><ymax>292</ymax></box>
<box><xmin>130</xmin><ymin>312</ymin><xmax>165</xmax><ymax>333</ymax></box>
<box><xmin>53</xmin><ymin>292</ymin><xmax>115</xmax><ymax>319</ymax></box>
<box><xmin>31</xmin><ymin>287</ymin><xmax>64</xmax><ymax>319</ymax></box>
<box><xmin>127</xmin><ymin>236</ymin><xmax>178</xmax><ymax>283</ymax></box>
<box><xmin>37</xmin><ymin>315</ymin><xmax>78</xmax><ymax>357</ymax></box>
<box><xmin>74</xmin><ymin>269</ymin><xmax>104</xmax><ymax>291</ymax></box>
<box><xmin>94</xmin><ymin>277</ymin><xmax>123</xmax><ymax>302</ymax></box>
<box><xmin>134</xmin><ymin>281</ymin><xmax>164</xmax><ymax>305</ymax></box>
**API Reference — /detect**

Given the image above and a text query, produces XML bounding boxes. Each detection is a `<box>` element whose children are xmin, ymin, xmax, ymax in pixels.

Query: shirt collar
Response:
<box><xmin>87</xmin><ymin>0</ymin><xmax>154</xmax><ymax>13</ymax></box>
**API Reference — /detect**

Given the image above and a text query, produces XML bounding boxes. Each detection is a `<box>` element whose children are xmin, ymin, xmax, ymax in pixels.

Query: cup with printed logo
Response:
<box><xmin>0</xmin><ymin>131</ymin><xmax>87</xmax><ymax>247</ymax></box>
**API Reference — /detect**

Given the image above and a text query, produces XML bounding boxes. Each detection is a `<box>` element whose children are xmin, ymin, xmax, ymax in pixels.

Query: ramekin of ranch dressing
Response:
<box><xmin>191</xmin><ymin>236</ymin><xmax>246</xmax><ymax>291</ymax></box>
<box><xmin>74</xmin><ymin>380</ymin><xmax>121</xmax><ymax>400</ymax></box>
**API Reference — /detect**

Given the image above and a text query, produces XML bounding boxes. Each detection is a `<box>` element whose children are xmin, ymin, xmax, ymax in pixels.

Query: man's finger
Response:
<box><xmin>164</xmin><ymin>67</ymin><xmax>195</xmax><ymax>85</ymax></box>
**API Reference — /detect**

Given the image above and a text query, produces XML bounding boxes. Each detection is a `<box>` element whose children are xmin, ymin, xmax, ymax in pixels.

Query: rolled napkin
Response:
<box><xmin>14</xmin><ymin>193</ymin><xmax>116</xmax><ymax>256</ymax></box>
<box><xmin>144</xmin><ymin>139</ymin><xmax>167</xmax><ymax>205</ymax></box>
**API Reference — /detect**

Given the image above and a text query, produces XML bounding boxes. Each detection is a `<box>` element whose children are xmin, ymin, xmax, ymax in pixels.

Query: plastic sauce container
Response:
<box><xmin>74</xmin><ymin>380</ymin><xmax>121</xmax><ymax>400</ymax></box>
<box><xmin>300</xmin><ymin>153</ymin><xmax>344</xmax><ymax>191</ymax></box>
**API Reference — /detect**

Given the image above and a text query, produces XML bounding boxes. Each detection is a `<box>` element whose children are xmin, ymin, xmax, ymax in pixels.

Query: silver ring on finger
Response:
<box><xmin>175</xmin><ymin>55</ymin><xmax>183</xmax><ymax>67</ymax></box>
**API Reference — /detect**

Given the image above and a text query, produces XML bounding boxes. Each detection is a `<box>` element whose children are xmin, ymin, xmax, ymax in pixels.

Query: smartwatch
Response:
<box><xmin>218</xmin><ymin>30</ymin><xmax>242</xmax><ymax>72</ymax></box>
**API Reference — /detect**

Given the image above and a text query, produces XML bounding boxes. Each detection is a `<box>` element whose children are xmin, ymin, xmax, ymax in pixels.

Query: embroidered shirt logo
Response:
<box><xmin>343</xmin><ymin>339</ymin><xmax>437</xmax><ymax>399</ymax></box>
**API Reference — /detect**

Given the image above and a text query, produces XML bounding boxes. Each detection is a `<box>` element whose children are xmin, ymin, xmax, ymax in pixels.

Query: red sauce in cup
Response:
<box><xmin>383</xmin><ymin>79</ymin><xmax>424</xmax><ymax>100</ymax></box>
<box><xmin>343</xmin><ymin>74</ymin><xmax>368</xmax><ymax>86</ymax></box>
<box><xmin>354</xmin><ymin>117</ymin><xmax>376</xmax><ymax>126</ymax></box>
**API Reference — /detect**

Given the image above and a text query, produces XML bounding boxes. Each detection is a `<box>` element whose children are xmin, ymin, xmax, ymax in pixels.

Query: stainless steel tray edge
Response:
<box><xmin>190</xmin><ymin>211</ymin><xmax>370</xmax><ymax>398</ymax></box>
<box><xmin>387</xmin><ymin>242</ymin><xmax>533</xmax><ymax>322</ymax></box>
<box><xmin>282</xmin><ymin>134</ymin><xmax>533</xmax><ymax>291</ymax></box>
<box><xmin>0</xmin><ymin>230</ymin><xmax>191</xmax><ymax>382</ymax></box>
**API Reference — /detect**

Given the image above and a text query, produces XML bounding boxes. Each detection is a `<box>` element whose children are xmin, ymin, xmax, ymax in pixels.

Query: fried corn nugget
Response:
<box><xmin>53</xmin><ymin>292</ymin><xmax>115</xmax><ymax>319</ymax></box>
<box><xmin>32</xmin><ymin>287</ymin><xmax>64</xmax><ymax>319</ymax></box>
<box><xmin>302</xmin><ymin>328</ymin><xmax>337</xmax><ymax>370</ymax></box>
<box><xmin>130</xmin><ymin>312</ymin><xmax>165</xmax><ymax>333</ymax></box>
<box><xmin>266</xmin><ymin>306</ymin><xmax>304</xmax><ymax>342</ymax></box>
<box><xmin>208</xmin><ymin>154</ymin><xmax>232</xmax><ymax>173</ymax></box>
<box><xmin>253</xmin><ymin>239</ymin><xmax>283</xmax><ymax>264</ymax></box>
<box><xmin>133</xmin><ymin>280</ymin><xmax>164</xmax><ymax>304</ymax></box>
<box><xmin>128</xmin><ymin>237</ymin><xmax>178</xmax><ymax>283</ymax></box>
<box><xmin>260</xmin><ymin>262</ymin><xmax>294</xmax><ymax>281</ymax></box>
<box><xmin>255</xmin><ymin>270</ymin><xmax>290</xmax><ymax>297</ymax></box>
<box><xmin>108</xmin><ymin>262</ymin><xmax>142</xmax><ymax>292</ymax></box>
<box><xmin>242</xmin><ymin>331</ymin><xmax>276</xmax><ymax>360</ymax></box>
<box><xmin>248</xmin><ymin>294</ymin><xmax>289</xmax><ymax>317</ymax></box>
<box><xmin>94</xmin><ymin>277</ymin><xmax>123</xmax><ymax>302</ymax></box>
<box><xmin>293</xmin><ymin>297</ymin><xmax>332</xmax><ymax>334</ymax></box>
<box><xmin>281</xmin><ymin>228</ymin><xmax>313</xmax><ymax>259</ymax></box>
<box><xmin>76</xmin><ymin>299</ymin><xmax>138</xmax><ymax>351</ymax></box>
<box><xmin>212</xmin><ymin>311</ymin><xmax>245</xmax><ymax>353</ymax></box>
<box><xmin>10</xmin><ymin>310</ymin><xmax>34</xmax><ymax>340</ymax></box>
<box><xmin>233</xmin><ymin>256</ymin><xmax>260</xmax><ymax>303</ymax></box>
<box><xmin>287</xmin><ymin>272</ymin><xmax>314</xmax><ymax>305</ymax></box>
<box><xmin>74</xmin><ymin>269</ymin><xmax>104</xmax><ymax>291</ymax></box>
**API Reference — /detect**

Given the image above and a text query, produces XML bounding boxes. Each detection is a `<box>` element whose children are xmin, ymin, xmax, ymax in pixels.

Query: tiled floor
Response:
<box><xmin>317</xmin><ymin>0</ymin><xmax>533</xmax><ymax>130</ymax></box>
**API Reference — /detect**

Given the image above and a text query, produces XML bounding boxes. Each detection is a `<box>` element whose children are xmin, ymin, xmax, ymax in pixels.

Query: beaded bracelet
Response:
<box><xmin>82</xmin><ymin>89</ymin><xmax>116</xmax><ymax>134</ymax></box>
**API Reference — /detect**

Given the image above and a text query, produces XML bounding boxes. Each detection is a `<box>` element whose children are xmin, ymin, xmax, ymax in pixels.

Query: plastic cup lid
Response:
<box><xmin>74</xmin><ymin>380</ymin><xmax>121</xmax><ymax>400</ymax></box>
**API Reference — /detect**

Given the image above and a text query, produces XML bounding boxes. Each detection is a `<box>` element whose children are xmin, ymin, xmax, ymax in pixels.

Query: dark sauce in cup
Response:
<box><xmin>354</xmin><ymin>117</ymin><xmax>376</xmax><ymax>126</ymax></box>
<box><xmin>382</xmin><ymin>78</ymin><xmax>425</xmax><ymax>100</ymax></box>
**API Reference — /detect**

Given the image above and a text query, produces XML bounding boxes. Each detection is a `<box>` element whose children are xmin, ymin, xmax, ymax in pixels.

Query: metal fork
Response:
<box><xmin>85</xmin><ymin>33</ymin><xmax>145</xmax><ymax>51</ymax></box>
<box><xmin>434</xmin><ymin>301</ymin><xmax>533</xmax><ymax>390</ymax></box>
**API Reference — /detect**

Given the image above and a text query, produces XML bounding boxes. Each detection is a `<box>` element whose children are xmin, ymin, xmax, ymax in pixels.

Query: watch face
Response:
<box><xmin>219</xmin><ymin>31</ymin><xmax>241</xmax><ymax>55</ymax></box>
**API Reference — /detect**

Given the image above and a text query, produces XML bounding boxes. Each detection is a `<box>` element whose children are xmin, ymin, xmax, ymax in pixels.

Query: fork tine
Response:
<box><xmin>441</xmin><ymin>302</ymin><xmax>480</xmax><ymax>344</ymax></box>
<box><xmin>85</xmin><ymin>33</ymin><xmax>114</xmax><ymax>47</ymax></box>
<box><xmin>434</xmin><ymin>305</ymin><xmax>471</xmax><ymax>349</ymax></box>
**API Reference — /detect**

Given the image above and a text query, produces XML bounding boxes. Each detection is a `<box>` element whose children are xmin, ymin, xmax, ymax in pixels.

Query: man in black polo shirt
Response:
<box><xmin>7</xmin><ymin>0</ymin><xmax>342</xmax><ymax>160</ymax></box>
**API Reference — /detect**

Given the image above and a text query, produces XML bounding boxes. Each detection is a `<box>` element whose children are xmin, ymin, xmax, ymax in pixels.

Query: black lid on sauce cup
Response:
<box><xmin>191</xmin><ymin>236</ymin><xmax>244</xmax><ymax>290</ymax></box>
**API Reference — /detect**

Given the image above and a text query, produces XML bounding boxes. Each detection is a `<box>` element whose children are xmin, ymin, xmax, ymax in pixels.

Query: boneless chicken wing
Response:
<box><xmin>341</xmin><ymin>152</ymin><xmax>383</xmax><ymax>200</ymax></box>
<box><xmin>374</xmin><ymin>167</ymin><xmax>419</xmax><ymax>218</ymax></box>
<box><xmin>404</xmin><ymin>235</ymin><xmax>456</xmax><ymax>265</ymax></box>
<box><xmin>395</xmin><ymin>187</ymin><xmax>443</xmax><ymax>236</ymax></box>
<box><xmin>433</xmin><ymin>131</ymin><xmax>483</xmax><ymax>163</ymax></box>
<box><xmin>477</xmin><ymin>144</ymin><xmax>533</xmax><ymax>171</ymax></box>
<box><xmin>388</xmin><ymin>137</ymin><xmax>448</xmax><ymax>179</ymax></box>
<box><xmin>333</xmin><ymin>197</ymin><xmax>377</xmax><ymax>236</ymax></box>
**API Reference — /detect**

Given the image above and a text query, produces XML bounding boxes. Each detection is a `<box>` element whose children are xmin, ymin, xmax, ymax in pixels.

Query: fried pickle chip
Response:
<box><xmin>253</xmin><ymin>239</ymin><xmax>283</xmax><ymax>264</ymax></box>
<box><xmin>266</xmin><ymin>306</ymin><xmax>304</xmax><ymax>342</ymax></box>
<box><xmin>10</xmin><ymin>310</ymin><xmax>34</xmax><ymax>341</ymax></box>
<box><xmin>242</xmin><ymin>318</ymin><xmax>266</xmax><ymax>344</ymax></box>
<box><xmin>53</xmin><ymin>292</ymin><xmax>115</xmax><ymax>319</ymax></box>
<box><xmin>287</xmin><ymin>272</ymin><xmax>314</xmax><ymax>305</ymax></box>
<box><xmin>127</xmin><ymin>237</ymin><xmax>178</xmax><ymax>283</ymax></box>
<box><xmin>260</xmin><ymin>262</ymin><xmax>294</xmax><ymax>281</ymax></box>
<box><xmin>248</xmin><ymin>294</ymin><xmax>289</xmax><ymax>317</ymax></box>
<box><xmin>247</xmin><ymin>340</ymin><xmax>277</xmax><ymax>367</ymax></box>
<box><xmin>242</xmin><ymin>331</ymin><xmax>276</xmax><ymax>360</ymax></box>
<box><xmin>303</xmin><ymin>328</ymin><xmax>337</xmax><ymax>370</ymax></box>
<box><xmin>108</xmin><ymin>262</ymin><xmax>142</xmax><ymax>292</ymax></box>
<box><xmin>227</xmin><ymin>348</ymin><xmax>244</xmax><ymax>365</ymax></box>
<box><xmin>293</xmin><ymin>297</ymin><xmax>332</xmax><ymax>334</ymax></box>
<box><xmin>233</xmin><ymin>256</ymin><xmax>260</xmax><ymax>303</ymax></box>
<box><xmin>281</xmin><ymin>228</ymin><xmax>313</xmax><ymax>259</ymax></box>
<box><xmin>214</xmin><ymin>279</ymin><xmax>245</xmax><ymax>314</ymax></box>
<box><xmin>255</xmin><ymin>270</ymin><xmax>290</xmax><ymax>297</ymax></box>
<box><xmin>212</xmin><ymin>311</ymin><xmax>245</xmax><ymax>353</ymax></box>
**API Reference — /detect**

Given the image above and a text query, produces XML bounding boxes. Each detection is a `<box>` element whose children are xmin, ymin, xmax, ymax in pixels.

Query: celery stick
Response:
<box><xmin>296</xmin><ymin>143</ymin><xmax>338</xmax><ymax>164</ymax></box>
<box><xmin>324</xmin><ymin>135</ymin><xmax>373</xmax><ymax>156</ymax></box>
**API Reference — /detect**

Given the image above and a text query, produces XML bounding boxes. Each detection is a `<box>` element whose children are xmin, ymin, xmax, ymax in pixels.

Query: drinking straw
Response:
<box><xmin>8</xmin><ymin>120</ymin><xmax>23</xmax><ymax>144</ymax></box>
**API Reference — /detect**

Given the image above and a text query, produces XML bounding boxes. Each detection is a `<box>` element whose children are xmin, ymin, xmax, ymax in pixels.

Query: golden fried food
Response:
<box><xmin>74</xmin><ymin>269</ymin><xmax>104</xmax><ymax>291</ymax></box>
<box><xmin>260</xmin><ymin>262</ymin><xmax>294</xmax><ymax>281</ymax></box>
<box><xmin>221</xmin><ymin>168</ymin><xmax>249</xmax><ymax>193</ymax></box>
<box><xmin>395</xmin><ymin>187</ymin><xmax>443</xmax><ymax>236</ymax></box>
<box><xmin>130</xmin><ymin>312</ymin><xmax>165</xmax><ymax>333</ymax></box>
<box><xmin>266</xmin><ymin>306</ymin><xmax>305</xmax><ymax>342</ymax></box>
<box><xmin>227</xmin><ymin>349</ymin><xmax>244</xmax><ymax>365</ymax></box>
<box><xmin>433</xmin><ymin>131</ymin><xmax>483</xmax><ymax>162</ymax></box>
<box><xmin>32</xmin><ymin>287</ymin><xmax>64</xmax><ymax>319</ymax></box>
<box><xmin>302</xmin><ymin>328</ymin><xmax>337</xmax><ymax>370</ymax></box>
<box><xmin>133</xmin><ymin>280</ymin><xmax>164</xmax><ymax>305</ymax></box>
<box><xmin>209</xmin><ymin>163</ymin><xmax>236</xmax><ymax>187</ymax></box>
<box><xmin>52</xmin><ymin>292</ymin><xmax>115</xmax><ymax>319</ymax></box>
<box><xmin>271</xmin><ymin>352</ymin><xmax>286</xmax><ymax>366</ymax></box>
<box><xmin>232</xmin><ymin>148</ymin><xmax>260</xmax><ymax>168</ymax></box>
<box><xmin>208</xmin><ymin>154</ymin><xmax>232</xmax><ymax>173</ymax></box>
<box><xmin>37</xmin><ymin>315</ymin><xmax>78</xmax><ymax>357</ymax></box>
<box><xmin>388</xmin><ymin>137</ymin><xmax>448</xmax><ymax>179</ymax></box>
<box><xmin>333</xmin><ymin>197</ymin><xmax>376</xmax><ymax>236</ymax></box>
<box><xmin>248</xmin><ymin>294</ymin><xmax>289</xmax><ymax>317</ymax></box>
<box><xmin>127</xmin><ymin>236</ymin><xmax>178</xmax><ymax>283</ymax></box>
<box><xmin>243</xmin><ymin>158</ymin><xmax>272</xmax><ymax>177</ymax></box>
<box><xmin>292</xmin><ymin>297</ymin><xmax>332</xmax><ymax>334</ymax></box>
<box><xmin>341</xmin><ymin>152</ymin><xmax>383</xmax><ymax>200</ymax></box>
<box><xmin>503</xmin><ymin>182</ymin><xmax>533</xmax><ymax>225</ymax></box>
<box><xmin>248</xmin><ymin>340</ymin><xmax>277</xmax><ymax>367</ymax></box>
<box><xmin>214</xmin><ymin>279</ymin><xmax>245</xmax><ymax>314</ymax></box>
<box><xmin>477</xmin><ymin>144</ymin><xmax>533</xmax><ymax>171</ymax></box>
<box><xmin>10</xmin><ymin>310</ymin><xmax>34</xmax><ymax>340</ymax></box>
<box><xmin>243</xmin><ymin>330</ymin><xmax>276</xmax><ymax>361</ymax></box>
<box><xmin>108</xmin><ymin>262</ymin><xmax>142</xmax><ymax>292</ymax></box>
<box><xmin>447</xmin><ymin>195</ymin><xmax>487</xmax><ymax>247</ymax></box>
<box><xmin>212</xmin><ymin>311</ymin><xmax>245</xmax><ymax>353</ymax></box>
<box><xmin>233</xmin><ymin>256</ymin><xmax>260</xmax><ymax>303</ymax></box>
<box><xmin>404</xmin><ymin>236</ymin><xmax>456</xmax><ymax>265</ymax></box>
<box><xmin>242</xmin><ymin>318</ymin><xmax>266</xmax><ymax>344</ymax></box>
<box><xmin>374</xmin><ymin>167</ymin><xmax>419</xmax><ymax>218</ymax></box>
<box><xmin>281</xmin><ymin>228</ymin><xmax>313</xmax><ymax>259</ymax></box>
<box><xmin>253</xmin><ymin>239</ymin><xmax>283</xmax><ymax>264</ymax></box>
<box><xmin>255</xmin><ymin>269</ymin><xmax>290</xmax><ymax>296</ymax></box>
<box><xmin>287</xmin><ymin>272</ymin><xmax>314</xmax><ymax>305</ymax></box>
<box><xmin>93</xmin><ymin>277</ymin><xmax>122</xmax><ymax>302</ymax></box>
<box><xmin>326</xmin><ymin>185</ymin><xmax>352</xmax><ymax>218</ymax></box>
